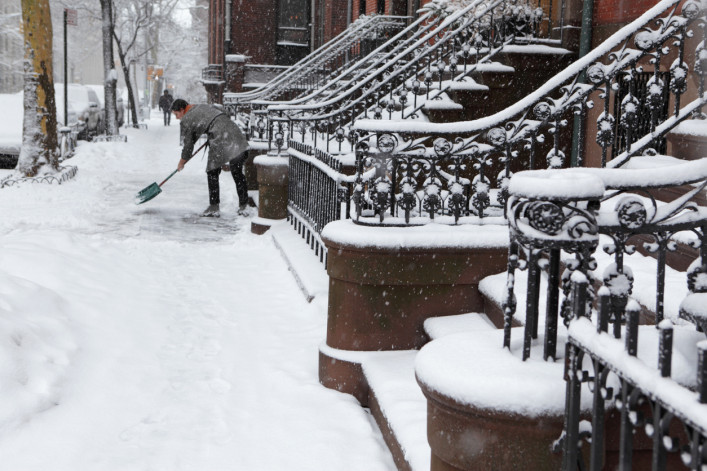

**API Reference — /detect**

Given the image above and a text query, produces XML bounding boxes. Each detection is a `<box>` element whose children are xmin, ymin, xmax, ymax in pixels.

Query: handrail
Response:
<box><xmin>249</xmin><ymin>11</ymin><xmax>439</xmax><ymax>109</ymax></box>
<box><xmin>346</xmin><ymin>0</ymin><xmax>704</xmax><ymax>226</ymax></box>
<box><xmin>354</xmin><ymin>0</ymin><xmax>700</xmax><ymax>135</ymax></box>
<box><xmin>224</xmin><ymin>15</ymin><xmax>408</xmax><ymax>105</ymax></box>
<box><xmin>269</xmin><ymin>0</ymin><xmax>492</xmax><ymax>113</ymax></box>
<box><xmin>225</xmin><ymin>15</ymin><xmax>381</xmax><ymax>101</ymax></box>
<box><xmin>508</xmin><ymin>158</ymin><xmax>707</xmax><ymax>468</ymax></box>
<box><xmin>269</xmin><ymin>0</ymin><xmax>559</xmax><ymax>154</ymax></box>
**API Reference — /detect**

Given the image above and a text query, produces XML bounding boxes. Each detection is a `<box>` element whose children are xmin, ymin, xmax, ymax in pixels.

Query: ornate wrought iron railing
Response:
<box><xmin>351</xmin><ymin>0</ymin><xmax>706</xmax><ymax>227</ymax></box>
<box><xmin>246</xmin><ymin>9</ymin><xmax>448</xmax><ymax>142</ymax></box>
<box><xmin>248</xmin><ymin>11</ymin><xmax>440</xmax><ymax>117</ymax></box>
<box><xmin>564</xmin><ymin>312</ymin><xmax>707</xmax><ymax>470</ymax></box>
<box><xmin>267</xmin><ymin>0</ymin><xmax>562</xmax><ymax>155</ymax></box>
<box><xmin>528</xmin><ymin>159</ymin><xmax>707</xmax><ymax>470</ymax></box>
<box><xmin>223</xmin><ymin>15</ymin><xmax>409</xmax><ymax>123</ymax></box>
<box><xmin>287</xmin><ymin>141</ymin><xmax>352</xmax><ymax>266</ymax></box>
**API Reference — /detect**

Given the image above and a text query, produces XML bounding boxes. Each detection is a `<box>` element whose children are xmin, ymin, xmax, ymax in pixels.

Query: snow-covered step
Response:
<box><xmin>363</xmin><ymin>351</ymin><xmax>429</xmax><ymax>471</ymax></box>
<box><xmin>424</xmin><ymin>312</ymin><xmax>497</xmax><ymax>340</ymax></box>
<box><xmin>269</xmin><ymin>219</ymin><xmax>329</xmax><ymax>302</ymax></box>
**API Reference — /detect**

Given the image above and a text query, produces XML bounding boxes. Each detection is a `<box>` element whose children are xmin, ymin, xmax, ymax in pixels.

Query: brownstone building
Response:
<box><xmin>203</xmin><ymin>0</ymin><xmax>674</xmax><ymax>101</ymax></box>
<box><xmin>202</xmin><ymin>0</ymin><xmax>430</xmax><ymax>102</ymax></box>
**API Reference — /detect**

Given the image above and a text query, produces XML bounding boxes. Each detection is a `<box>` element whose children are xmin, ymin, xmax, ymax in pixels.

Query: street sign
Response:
<box><xmin>65</xmin><ymin>9</ymin><xmax>77</xmax><ymax>26</ymax></box>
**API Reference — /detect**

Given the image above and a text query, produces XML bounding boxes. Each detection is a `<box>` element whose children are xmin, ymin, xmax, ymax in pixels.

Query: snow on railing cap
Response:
<box><xmin>508</xmin><ymin>170</ymin><xmax>605</xmax><ymax>201</ymax></box>
<box><xmin>626</xmin><ymin>298</ymin><xmax>641</xmax><ymax>313</ymax></box>
<box><xmin>570</xmin><ymin>270</ymin><xmax>589</xmax><ymax>284</ymax></box>
<box><xmin>226</xmin><ymin>54</ymin><xmax>249</xmax><ymax>63</ymax></box>
<box><xmin>658</xmin><ymin>319</ymin><xmax>674</xmax><ymax>330</ymax></box>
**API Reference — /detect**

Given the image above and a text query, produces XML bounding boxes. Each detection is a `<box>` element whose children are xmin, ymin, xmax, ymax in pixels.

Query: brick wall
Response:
<box><xmin>230</xmin><ymin>0</ymin><xmax>278</xmax><ymax>64</ymax></box>
<box><xmin>208</xmin><ymin>0</ymin><xmax>224</xmax><ymax>65</ymax></box>
<box><xmin>324</xmin><ymin>0</ymin><xmax>350</xmax><ymax>42</ymax></box>
<box><xmin>593</xmin><ymin>0</ymin><xmax>662</xmax><ymax>25</ymax></box>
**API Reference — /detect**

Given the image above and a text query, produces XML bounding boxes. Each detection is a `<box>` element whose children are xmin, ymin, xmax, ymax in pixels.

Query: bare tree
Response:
<box><xmin>115</xmin><ymin>0</ymin><xmax>179</xmax><ymax>109</ymax></box>
<box><xmin>158</xmin><ymin>1</ymin><xmax>208</xmax><ymax>101</ymax></box>
<box><xmin>17</xmin><ymin>0</ymin><xmax>59</xmax><ymax>176</ymax></box>
<box><xmin>110</xmin><ymin>0</ymin><xmax>151</xmax><ymax>127</ymax></box>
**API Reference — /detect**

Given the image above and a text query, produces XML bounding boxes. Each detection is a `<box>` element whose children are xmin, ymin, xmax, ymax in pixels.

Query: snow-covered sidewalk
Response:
<box><xmin>0</xmin><ymin>117</ymin><xmax>395</xmax><ymax>470</ymax></box>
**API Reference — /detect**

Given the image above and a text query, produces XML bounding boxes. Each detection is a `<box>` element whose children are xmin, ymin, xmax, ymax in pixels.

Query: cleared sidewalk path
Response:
<box><xmin>0</xmin><ymin>117</ymin><xmax>395</xmax><ymax>470</ymax></box>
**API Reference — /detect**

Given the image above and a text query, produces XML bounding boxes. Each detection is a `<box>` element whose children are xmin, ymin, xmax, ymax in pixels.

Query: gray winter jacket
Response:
<box><xmin>179</xmin><ymin>104</ymin><xmax>249</xmax><ymax>171</ymax></box>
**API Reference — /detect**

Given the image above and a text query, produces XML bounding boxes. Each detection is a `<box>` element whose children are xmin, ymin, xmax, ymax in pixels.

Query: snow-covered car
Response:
<box><xmin>87</xmin><ymin>84</ymin><xmax>125</xmax><ymax>128</ymax></box>
<box><xmin>55</xmin><ymin>83</ymin><xmax>103</xmax><ymax>140</ymax></box>
<box><xmin>0</xmin><ymin>92</ymin><xmax>22</xmax><ymax>169</ymax></box>
<box><xmin>0</xmin><ymin>89</ymin><xmax>82</xmax><ymax>169</ymax></box>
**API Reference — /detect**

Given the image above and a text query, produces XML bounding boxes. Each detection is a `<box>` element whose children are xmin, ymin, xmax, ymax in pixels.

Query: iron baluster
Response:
<box><xmin>543</xmin><ymin>248</ymin><xmax>561</xmax><ymax>361</ymax></box>
<box><xmin>523</xmin><ymin>249</ymin><xmax>541</xmax><ymax>361</ymax></box>
<box><xmin>503</xmin><ymin>241</ymin><xmax>520</xmax><ymax>349</ymax></box>
<box><xmin>589</xmin><ymin>361</ymin><xmax>610</xmax><ymax>471</ymax></box>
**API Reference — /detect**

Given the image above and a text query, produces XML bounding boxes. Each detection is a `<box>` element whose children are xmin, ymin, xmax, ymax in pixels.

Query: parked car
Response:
<box><xmin>87</xmin><ymin>84</ymin><xmax>125</xmax><ymax>128</ymax></box>
<box><xmin>55</xmin><ymin>83</ymin><xmax>102</xmax><ymax>140</ymax></box>
<box><xmin>0</xmin><ymin>88</ymin><xmax>83</xmax><ymax>169</ymax></box>
<box><xmin>0</xmin><ymin>92</ymin><xmax>22</xmax><ymax>169</ymax></box>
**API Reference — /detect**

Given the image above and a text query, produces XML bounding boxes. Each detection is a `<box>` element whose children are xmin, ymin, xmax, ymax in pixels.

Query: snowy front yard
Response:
<box><xmin>0</xmin><ymin>118</ymin><xmax>395</xmax><ymax>470</ymax></box>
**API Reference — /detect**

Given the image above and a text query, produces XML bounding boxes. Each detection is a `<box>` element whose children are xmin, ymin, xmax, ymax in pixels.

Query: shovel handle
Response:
<box><xmin>161</xmin><ymin>141</ymin><xmax>209</xmax><ymax>187</ymax></box>
<box><xmin>158</xmin><ymin>169</ymin><xmax>179</xmax><ymax>187</ymax></box>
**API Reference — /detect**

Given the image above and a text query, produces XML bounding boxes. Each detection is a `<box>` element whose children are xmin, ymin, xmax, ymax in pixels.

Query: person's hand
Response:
<box><xmin>177</xmin><ymin>158</ymin><xmax>187</xmax><ymax>171</ymax></box>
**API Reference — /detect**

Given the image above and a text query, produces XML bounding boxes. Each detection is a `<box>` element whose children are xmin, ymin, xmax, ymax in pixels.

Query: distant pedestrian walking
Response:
<box><xmin>171</xmin><ymin>98</ymin><xmax>252</xmax><ymax>217</ymax></box>
<box><xmin>158</xmin><ymin>90</ymin><xmax>174</xmax><ymax>126</ymax></box>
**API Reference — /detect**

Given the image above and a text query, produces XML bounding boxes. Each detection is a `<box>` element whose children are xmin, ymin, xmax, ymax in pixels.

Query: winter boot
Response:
<box><xmin>202</xmin><ymin>204</ymin><xmax>220</xmax><ymax>217</ymax></box>
<box><xmin>237</xmin><ymin>204</ymin><xmax>251</xmax><ymax>216</ymax></box>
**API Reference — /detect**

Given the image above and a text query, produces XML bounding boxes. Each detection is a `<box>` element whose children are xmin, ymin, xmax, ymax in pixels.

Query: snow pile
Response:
<box><xmin>415</xmin><ymin>328</ymin><xmax>579</xmax><ymax>416</ymax></box>
<box><xmin>421</xmin><ymin>0</ymin><xmax>540</xmax><ymax>20</ymax></box>
<box><xmin>0</xmin><ymin>269</ymin><xmax>76</xmax><ymax>433</ymax></box>
<box><xmin>672</xmin><ymin>119</ymin><xmax>707</xmax><ymax>137</ymax></box>
<box><xmin>322</xmin><ymin>219</ymin><xmax>509</xmax><ymax>249</ymax></box>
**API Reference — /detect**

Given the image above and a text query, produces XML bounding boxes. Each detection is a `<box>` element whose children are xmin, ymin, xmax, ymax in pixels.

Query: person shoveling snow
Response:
<box><xmin>171</xmin><ymin>99</ymin><xmax>253</xmax><ymax>217</ymax></box>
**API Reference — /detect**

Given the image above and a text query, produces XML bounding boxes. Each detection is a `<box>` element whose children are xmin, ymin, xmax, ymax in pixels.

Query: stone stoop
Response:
<box><xmin>320</xmin><ymin>314</ymin><xmax>499</xmax><ymax>471</ymax></box>
<box><xmin>421</xmin><ymin>47</ymin><xmax>575</xmax><ymax>126</ymax></box>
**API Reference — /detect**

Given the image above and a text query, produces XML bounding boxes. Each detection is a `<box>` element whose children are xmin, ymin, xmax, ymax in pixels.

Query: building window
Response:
<box><xmin>278</xmin><ymin>0</ymin><xmax>309</xmax><ymax>46</ymax></box>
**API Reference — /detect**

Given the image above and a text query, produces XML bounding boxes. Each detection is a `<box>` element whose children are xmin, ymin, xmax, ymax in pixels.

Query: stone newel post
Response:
<box><xmin>251</xmin><ymin>152</ymin><xmax>289</xmax><ymax>235</ymax></box>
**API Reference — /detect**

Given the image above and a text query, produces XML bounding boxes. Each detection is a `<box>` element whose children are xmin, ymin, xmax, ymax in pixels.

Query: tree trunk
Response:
<box><xmin>113</xmin><ymin>38</ymin><xmax>140</xmax><ymax>128</ymax></box>
<box><xmin>17</xmin><ymin>0</ymin><xmax>58</xmax><ymax>176</ymax></box>
<box><xmin>123</xmin><ymin>63</ymin><xmax>140</xmax><ymax>127</ymax></box>
<box><xmin>100</xmin><ymin>0</ymin><xmax>118</xmax><ymax>136</ymax></box>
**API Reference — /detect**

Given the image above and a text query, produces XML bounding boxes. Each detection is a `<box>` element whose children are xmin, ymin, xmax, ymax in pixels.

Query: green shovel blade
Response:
<box><xmin>135</xmin><ymin>182</ymin><xmax>162</xmax><ymax>205</ymax></box>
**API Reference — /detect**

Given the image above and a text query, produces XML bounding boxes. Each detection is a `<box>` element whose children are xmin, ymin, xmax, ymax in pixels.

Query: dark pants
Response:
<box><xmin>207</xmin><ymin>152</ymin><xmax>249</xmax><ymax>206</ymax></box>
<box><xmin>163</xmin><ymin>110</ymin><xmax>171</xmax><ymax>126</ymax></box>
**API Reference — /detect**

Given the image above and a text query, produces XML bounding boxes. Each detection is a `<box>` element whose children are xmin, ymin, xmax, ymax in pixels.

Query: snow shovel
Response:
<box><xmin>135</xmin><ymin>141</ymin><xmax>208</xmax><ymax>205</ymax></box>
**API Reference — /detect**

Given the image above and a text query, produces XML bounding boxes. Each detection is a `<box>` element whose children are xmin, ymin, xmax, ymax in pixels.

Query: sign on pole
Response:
<box><xmin>65</xmin><ymin>9</ymin><xmax>77</xmax><ymax>26</ymax></box>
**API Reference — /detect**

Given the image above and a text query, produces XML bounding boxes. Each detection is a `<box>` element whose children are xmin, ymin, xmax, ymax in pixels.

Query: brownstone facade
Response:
<box><xmin>205</xmin><ymin>0</ymin><xmax>415</xmax><ymax>87</ymax></box>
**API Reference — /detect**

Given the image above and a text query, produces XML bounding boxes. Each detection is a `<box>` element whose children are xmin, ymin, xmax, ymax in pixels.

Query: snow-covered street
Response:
<box><xmin>0</xmin><ymin>117</ymin><xmax>396</xmax><ymax>470</ymax></box>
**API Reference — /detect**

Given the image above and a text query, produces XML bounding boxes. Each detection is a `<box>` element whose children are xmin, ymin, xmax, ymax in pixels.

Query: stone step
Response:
<box><xmin>320</xmin><ymin>313</ymin><xmax>499</xmax><ymax>471</ymax></box>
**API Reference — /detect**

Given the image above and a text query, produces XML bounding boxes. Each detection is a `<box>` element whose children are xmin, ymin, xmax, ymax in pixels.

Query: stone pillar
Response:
<box><xmin>318</xmin><ymin>220</ymin><xmax>509</xmax><ymax>399</ymax></box>
<box><xmin>224</xmin><ymin>54</ymin><xmax>248</xmax><ymax>93</ymax></box>
<box><xmin>251</xmin><ymin>152</ymin><xmax>289</xmax><ymax>235</ymax></box>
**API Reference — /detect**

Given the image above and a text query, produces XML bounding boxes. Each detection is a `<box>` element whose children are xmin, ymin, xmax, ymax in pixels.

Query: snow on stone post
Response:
<box><xmin>17</xmin><ymin>0</ymin><xmax>59</xmax><ymax>177</ymax></box>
